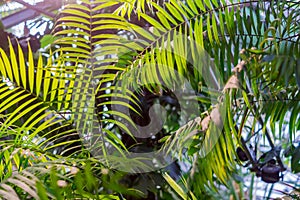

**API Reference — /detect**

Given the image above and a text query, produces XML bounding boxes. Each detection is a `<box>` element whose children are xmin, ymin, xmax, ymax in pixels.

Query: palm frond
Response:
<box><xmin>0</xmin><ymin>42</ymin><xmax>81</xmax><ymax>156</ymax></box>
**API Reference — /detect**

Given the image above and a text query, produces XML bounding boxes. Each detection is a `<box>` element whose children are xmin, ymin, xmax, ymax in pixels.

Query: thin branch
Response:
<box><xmin>244</xmin><ymin>77</ymin><xmax>286</xmax><ymax>171</ymax></box>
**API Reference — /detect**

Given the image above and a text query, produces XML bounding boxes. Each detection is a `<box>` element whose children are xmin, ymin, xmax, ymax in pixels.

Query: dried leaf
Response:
<box><xmin>70</xmin><ymin>167</ymin><xmax>79</xmax><ymax>175</ymax></box>
<box><xmin>232</xmin><ymin>60</ymin><xmax>246</xmax><ymax>73</ymax></box>
<box><xmin>201</xmin><ymin>115</ymin><xmax>210</xmax><ymax>131</ymax></box>
<box><xmin>210</xmin><ymin>106</ymin><xmax>223</xmax><ymax>128</ymax></box>
<box><xmin>223</xmin><ymin>75</ymin><xmax>240</xmax><ymax>90</ymax></box>
<box><xmin>101</xmin><ymin>168</ymin><xmax>109</xmax><ymax>175</ymax></box>
<box><xmin>57</xmin><ymin>180</ymin><xmax>68</xmax><ymax>188</ymax></box>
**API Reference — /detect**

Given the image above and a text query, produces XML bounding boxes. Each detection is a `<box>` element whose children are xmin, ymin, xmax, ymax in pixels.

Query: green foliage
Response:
<box><xmin>0</xmin><ymin>0</ymin><xmax>299</xmax><ymax>199</ymax></box>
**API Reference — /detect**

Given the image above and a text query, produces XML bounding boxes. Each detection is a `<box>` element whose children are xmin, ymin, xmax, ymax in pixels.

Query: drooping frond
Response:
<box><xmin>0</xmin><ymin>41</ymin><xmax>82</xmax><ymax>158</ymax></box>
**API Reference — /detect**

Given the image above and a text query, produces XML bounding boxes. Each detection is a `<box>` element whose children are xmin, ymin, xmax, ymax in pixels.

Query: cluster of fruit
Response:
<box><xmin>236</xmin><ymin>147</ymin><xmax>282</xmax><ymax>183</ymax></box>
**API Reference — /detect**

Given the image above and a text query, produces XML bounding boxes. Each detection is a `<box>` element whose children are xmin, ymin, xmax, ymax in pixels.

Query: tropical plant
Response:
<box><xmin>0</xmin><ymin>0</ymin><xmax>299</xmax><ymax>199</ymax></box>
